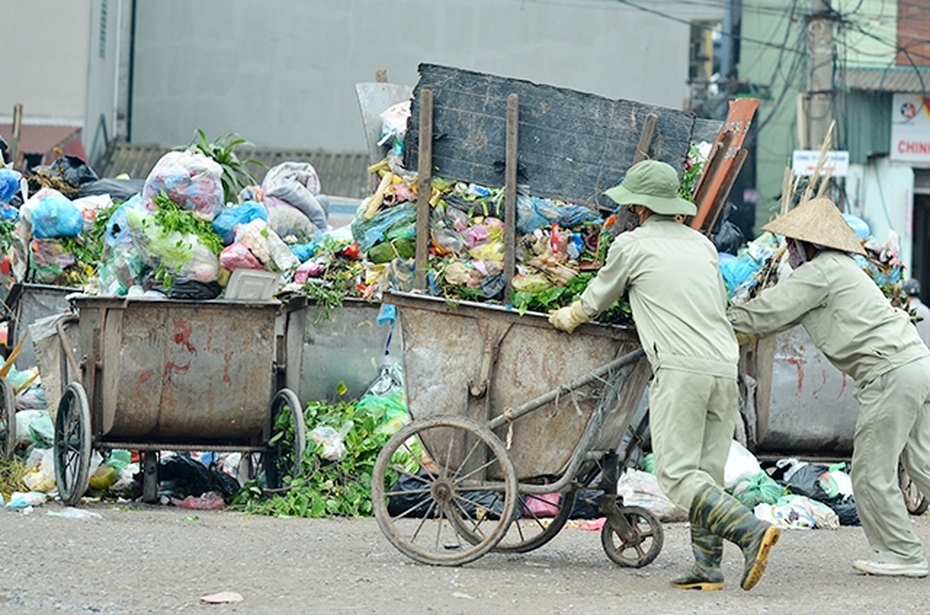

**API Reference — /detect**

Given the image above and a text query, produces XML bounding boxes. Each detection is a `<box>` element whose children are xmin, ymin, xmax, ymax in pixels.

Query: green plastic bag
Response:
<box><xmin>731</xmin><ymin>471</ymin><xmax>784</xmax><ymax>508</ymax></box>
<box><xmin>367</xmin><ymin>238</ymin><xmax>415</xmax><ymax>264</ymax></box>
<box><xmin>28</xmin><ymin>412</ymin><xmax>54</xmax><ymax>448</ymax></box>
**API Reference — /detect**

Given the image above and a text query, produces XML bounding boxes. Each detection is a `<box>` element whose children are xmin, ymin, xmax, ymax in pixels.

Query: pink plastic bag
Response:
<box><xmin>170</xmin><ymin>491</ymin><xmax>226</xmax><ymax>510</ymax></box>
<box><xmin>523</xmin><ymin>492</ymin><xmax>562</xmax><ymax>518</ymax></box>
<box><xmin>219</xmin><ymin>241</ymin><xmax>264</xmax><ymax>271</ymax></box>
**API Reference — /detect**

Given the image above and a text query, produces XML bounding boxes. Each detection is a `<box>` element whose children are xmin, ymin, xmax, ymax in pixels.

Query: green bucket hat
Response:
<box><xmin>603</xmin><ymin>159</ymin><xmax>697</xmax><ymax>217</ymax></box>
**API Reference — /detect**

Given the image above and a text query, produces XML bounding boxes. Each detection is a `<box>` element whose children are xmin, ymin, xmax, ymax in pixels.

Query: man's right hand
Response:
<box><xmin>549</xmin><ymin>301</ymin><xmax>590</xmax><ymax>334</ymax></box>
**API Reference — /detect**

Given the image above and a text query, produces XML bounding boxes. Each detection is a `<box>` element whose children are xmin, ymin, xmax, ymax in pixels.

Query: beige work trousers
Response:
<box><xmin>852</xmin><ymin>355</ymin><xmax>930</xmax><ymax>564</ymax></box>
<box><xmin>648</xmin><ymin>368</ymin><xmax>739</xmax><ymax>511</ymax></box>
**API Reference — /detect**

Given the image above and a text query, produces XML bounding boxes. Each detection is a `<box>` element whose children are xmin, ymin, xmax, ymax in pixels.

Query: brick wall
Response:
<box><xmin>897</xmin><ymin>0</ymin><xmax>930</xmax><ymax>66</ymax></box>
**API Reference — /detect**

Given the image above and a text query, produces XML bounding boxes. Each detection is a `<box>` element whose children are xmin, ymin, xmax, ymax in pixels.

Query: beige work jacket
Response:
<box><xmin>580</xmin><ymin>216</ymin><xmax>738</xmax><ymax>378</ymax></box>
<box><xmin>727</xmin><ymin>250</ymin><xmax>930</xmax><ymax>384</ymax></box>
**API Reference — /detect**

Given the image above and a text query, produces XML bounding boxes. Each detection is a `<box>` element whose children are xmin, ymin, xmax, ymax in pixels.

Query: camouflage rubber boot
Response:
<box><xmin>690</xmin><ymin>483</ymin><xmax>781</xmax><ymax>591</ymax></box>
<box><xmin>670</xmin><ymin>523</ymin><xmax>724</xmax><ymax>590</ymax></box>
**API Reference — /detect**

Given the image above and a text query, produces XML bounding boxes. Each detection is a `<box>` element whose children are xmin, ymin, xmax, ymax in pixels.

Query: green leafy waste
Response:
<box><xmin>231</xmin><ymin>393</ymin><xmax>415</xmax><ymax>518</ymax></box>
<box><xmin>144</xmin><ymin>191</ymin><xmax>224</xmax><ymax>289</ymax></box>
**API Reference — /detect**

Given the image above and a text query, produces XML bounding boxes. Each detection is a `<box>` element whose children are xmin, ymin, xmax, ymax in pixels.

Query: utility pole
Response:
<box><xmin>804</xmin><ymin>1</ymin><xmax>836</xmax><ymax>149</ymax></box>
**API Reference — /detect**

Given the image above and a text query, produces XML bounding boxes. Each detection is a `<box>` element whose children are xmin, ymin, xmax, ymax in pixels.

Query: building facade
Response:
<box><xmin>2</xmin><ymin>0</ymin><xmax>722</xmax><ymax>169</ymax></box>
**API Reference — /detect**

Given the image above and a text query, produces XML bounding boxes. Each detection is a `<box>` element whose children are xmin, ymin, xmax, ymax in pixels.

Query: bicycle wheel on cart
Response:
<box><xmin>372</xmin><ymin>415</ymin><xmax>519</xmax><ymax>566</ymax></box>
<box><xmin>54</xmin><ymin>382</ymin><xmax>92</xmax><ymax>506</ymax></box>
<box><xmin>0</xmin><ymin>376</ymin><xmax>16</xmax><ymax>458</ymax></box>
<box><xmin>263</xmin><ymin>388</ymin><xmax>307</xmax><ymax>490</ymax></box>
<box><xmin>453</xmin><ymin>489</ymin><xmax>577</xmax><ymax>554</ymax></box>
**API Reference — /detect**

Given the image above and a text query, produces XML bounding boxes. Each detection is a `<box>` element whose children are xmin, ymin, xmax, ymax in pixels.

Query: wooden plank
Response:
<box><xmin>414</xmin><ymin>90</ymin><xmax>433</xmax><ymax>291</ymax></box>
<box><xmin>704</xmin><ymin>147</ymin><xmax>748</xmax><ymax>235</ymax></box>
<box><xmin>632</xmin><ymin>113</ymin><xmax>658</xmax><ymax>164</ymax></box>
<box><xmin>504</xmin><ymin>94</ymin><xmax>519</xmax><ymax>298</ymax></box>
<box><xmin>404</xmin><ymin>64</ymin><xmax>695</xmax><ymax>210</ymax></box>
<box><xmin>688</xmin><ymin>98</ymin><xmax>759</xmax><ymax>234</ymax></box>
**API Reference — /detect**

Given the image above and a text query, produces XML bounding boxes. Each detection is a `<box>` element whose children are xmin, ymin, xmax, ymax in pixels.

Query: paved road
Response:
<box><xmin>0</xmin><ymin>502</ymin><xmax>928</xmax><ymax>614</ymax></box>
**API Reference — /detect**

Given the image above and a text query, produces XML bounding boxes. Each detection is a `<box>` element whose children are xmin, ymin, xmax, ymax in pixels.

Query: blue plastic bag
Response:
<box><xmin>105</xmin><ymin>194</ymin><xmax>148</xmax><ymax>246</ymax></box>
<box><xmin>351</xmin><ymin>203</ymin><xmax>417</xmax><ymax>251</ymax></box>
<box><xmin>0</xmin><ymin>169</ymin><xmax>21</xmax><ymax>204</ymax></box>
<box><xmin>212</xmin><ymin>200</ymin><xmax>268</xmax><ymax>245</ymax></box>
<box><xmin>29</xmin><ymin>188</ymin><xmax>83</xmax><ymax>238</ymax></box>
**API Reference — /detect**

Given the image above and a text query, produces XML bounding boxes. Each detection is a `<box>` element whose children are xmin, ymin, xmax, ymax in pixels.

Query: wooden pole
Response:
<box><xmin>414</xmin><ymin>90</ymin><xmax>433</xmax><ymax>291</ymax></box>
<box><xmin>633</xmin><ymin>113</ymin><xmax>657</xmax><ymax>164</ymax></box>
<box><xmin>11</xmin><ymin>104</ymin><xmax>23</xmax><ymax>170</ymax></box>
<box><xmin>504</xmin><ymin>94</ymin><xmax>519</xmax><ymax>300</ymax></box>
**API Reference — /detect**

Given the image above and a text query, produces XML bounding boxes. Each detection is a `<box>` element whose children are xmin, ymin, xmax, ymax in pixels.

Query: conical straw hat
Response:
<box><xmin>761</xmin><ymin>197</ymin><xmax>866</xmax><ymax>255</ymax></box>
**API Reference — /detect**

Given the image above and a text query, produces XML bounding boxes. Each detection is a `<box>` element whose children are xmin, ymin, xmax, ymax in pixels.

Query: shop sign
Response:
<box><xmin>891</xmin><ymin>93</ymin><xmax>930</xmax><ymax>163</ymax></box>
<box><xmin>792</xmin><ymin>150</ymin><xmax>848</xmax><ymax>176</ymax></box>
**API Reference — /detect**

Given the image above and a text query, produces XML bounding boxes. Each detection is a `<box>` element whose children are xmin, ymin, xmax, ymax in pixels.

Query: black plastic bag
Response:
<box><xmin>570</xmin><ymin>489</ymin><xmax>606</xmax><ymax>520</ymax></box>
<box><xmin>141</xmin><ymin>270</ymin><xmax>223</xmax><ymax>300</ymax></box>
<box><xmin>31</xmin><ymin>155</ymin><xmax>98</xmax><ymax>186</ymax></box>
<box><xmin>712</xmin><ymin>202</ymin><xmax>746</xmax><ymax>255</ymax></box>
<box><xmin>783</xmin><ymin>463</ymin><xmax>833</xmax><ymax>500</ymax></box>
<box><xmin>387</xmin><ymin>471</ymin><xmax>507</xmax><ymax>519</ymax></box>
<box><xmin>157</xmin><ymin>453</ymin><xmax>241</xmax><ymax>501</ymax></box>
<box><xmin>823</xmin><ymin>494</ymin><xmax>860</xmax><ymax>526</ymax></box>
<box><xmin>78</xmin><ymin>178</ymin><xmax>145</xmax><ymax>202</ymax></box>
<box><xmin>479</xmin><ymin>273</ymin><xmax>505</xmax><ymax>300</ymax></box>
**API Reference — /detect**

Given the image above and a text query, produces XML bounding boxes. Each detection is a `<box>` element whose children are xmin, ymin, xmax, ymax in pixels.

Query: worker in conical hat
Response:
<box><xmin>550</xmin><ymin>159</ymin><xmax>780</xmax><ymax>592</ymax></box>
<box><xmin>728</xmin><ymin>196</ymin><xmax>930</xmax><ymax>579</ymax></box>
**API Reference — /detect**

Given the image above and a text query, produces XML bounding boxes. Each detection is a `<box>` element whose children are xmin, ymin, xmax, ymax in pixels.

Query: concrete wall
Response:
<box><xmin>739</xmin><ymin>1</ymin><xmax>802</xmax><ymax>234</ymax></box>
<box><xmin>0</xmin><ymin>0</ymin><xmax>93</xmax><ymax>122</ymax></box>
<box><xmin>129</xmin><ymin>0</ymin><xmax>720</xmax><ymax>152</ymax></box>
<box><xmin>84</xmin><ymin>0</ymin><xmax>128</xmax><ymax>163</ymax></box>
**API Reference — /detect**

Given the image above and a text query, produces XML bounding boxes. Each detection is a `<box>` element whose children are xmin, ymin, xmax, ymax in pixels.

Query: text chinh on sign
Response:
<box><xmin>891</xmin><ymin>93</ymin><xmax>930</xmax><ymax>163</ymax></box>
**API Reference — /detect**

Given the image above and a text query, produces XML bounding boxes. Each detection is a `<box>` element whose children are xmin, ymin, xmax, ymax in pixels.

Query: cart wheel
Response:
<box><xmin>54</xmin><ymin>382</ymin><xmax>92</xmax><ymax>507</ymax></box>
<box><xmin>600</xmin><ymin>503</ymin><xmax>664</xmax><ymax>568</ymax></box>
<box><xmin>264</xmin><ymin>388</ymin><xmax>307</xmax><ymax>490</ymax></box>
<box><xmin>372</xmin><ymin>416</ymin><xmax>518</xmax><ymax>566</ymax></box>
<box><xmin>453</xmin><ymin>490</ymin><xmax>577</xmax><ymax>554</ymax></box>
<box><xmin>0</xmin><ymin>376</ymin><xmax>16</xmax><ymax>458</ymax></box>
<box><xmin>899</xmin><ymin>462</ymin><xmax>930</xmax><ymax>516</ymax></box>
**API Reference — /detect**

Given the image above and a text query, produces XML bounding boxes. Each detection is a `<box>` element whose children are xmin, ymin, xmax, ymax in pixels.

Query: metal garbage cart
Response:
<box><xmin>281</xmin><ymin>296</ymin><xmax>401</xmax><ymax>404</ymax></box>
<box><xmin>0</xmin><ymin>283</ymin><xmax>76</xmax><ymax>458</ymax></box>
<box><xmin>740</xmin><ymin>325</ymin><xmax>929</xmax><ymax>515</ymax></box>
<box><xmin>5</xmin><ymin>283</ymin><xmax>76</xmax><ymax>370</ymax></box>
<box><xmin>372</xmin><ymin>291</ymin><xmax>658</xmax><ymax>567</ymax></box>
<box><xmin>49</xmin><ymin>295</ymin><xmax>307</xmax><ymax>506</ymax></box>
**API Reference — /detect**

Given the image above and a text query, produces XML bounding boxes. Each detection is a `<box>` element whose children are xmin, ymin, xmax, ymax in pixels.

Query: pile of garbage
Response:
<box><xmin>719</xmin><ymin>216</ymin><xmax>907</xmax><ymax>309</ymax></box>
<box><xmin>0</xmin><ymin>150</ymin><xmax>348</xmax><ymax>300</ymax></box>
<box><xmin>603</xmin><ymin>441</ymin><xmax>859</xmax><ymax>530</ymax></box>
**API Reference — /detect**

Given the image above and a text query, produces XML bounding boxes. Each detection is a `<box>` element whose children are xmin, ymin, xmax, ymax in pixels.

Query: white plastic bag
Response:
<box><xmin>724</xmin><ymin>439</ymin><xmax>762</xmax><ymax>490</ymax></box>
<box><xmin>310</xmin><ymin>421</ymin><xmax>353</xmax><ymax>461</ymax></box>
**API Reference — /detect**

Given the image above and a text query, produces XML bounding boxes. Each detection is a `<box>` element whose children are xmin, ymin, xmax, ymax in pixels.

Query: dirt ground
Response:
<box><xmin>1</xmin><ymin>501</ymin><xmax>928</xmax><ymax>615</ymax></box>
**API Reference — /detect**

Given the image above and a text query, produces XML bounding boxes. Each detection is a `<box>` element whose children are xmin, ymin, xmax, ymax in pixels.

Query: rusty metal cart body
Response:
<box><xmin>372</xmin><ymin>291</ymin><xmax>659</xmax><ymax>567</ymax></box>
<box><xmin>0</xmin><ymin>283</ymin><xmax>76</xmax><ymax>457</ymax></box>
<box><xmin>50</xmin><ymin>295</ymin><xmax>306</xmax><ymax>506</ymax></box>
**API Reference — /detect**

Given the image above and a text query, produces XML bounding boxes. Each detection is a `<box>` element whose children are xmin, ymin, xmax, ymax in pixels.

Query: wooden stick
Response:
<box><xmin>414</xmin><ymin>89</ymin><xmax>433</xmax><ymax>291</ymax></box>
<box><xmin>633</xmin><ymin>113</ymin><xmax>658</xmax><ymax>164</ymax></box>
<box><xmin>780</xmin><ymin>167</ymin><xmax>793</xmax><ymax>216</ymax></box>
<box><xmin>14</xmin><ymin>371</ymin><xmax>39</xmax><ymax>395</ymax></box>
<box><xmin>503</xmin><ymin>94</ymin><xmax>519</xmax><ymax>300</ymax></box>
<box><xmin>0</xmin><ymin>332</ymin><xmax>29</xmax><ymax>378</ymax></box>
<box><xmin>803</xmin><ymin>120</ymin><xmax>835</xmax><ymax>203</ymax></box>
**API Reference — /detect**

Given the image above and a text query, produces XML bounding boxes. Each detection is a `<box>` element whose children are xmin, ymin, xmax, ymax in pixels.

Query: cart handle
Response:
<box><xmin>55</xmin><ymin>314</ymin><xmax>82</xmax><ymax>382</ymax></box>
<box><xmin>487</xmin><ymin>347</ymin><xmax>646</xmax><ymax>432</ymax></box>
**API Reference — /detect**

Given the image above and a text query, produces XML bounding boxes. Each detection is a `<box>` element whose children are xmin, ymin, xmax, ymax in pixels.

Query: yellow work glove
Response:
<box><xmin>735</xmin><ymin>331</ymin><xmax>756</xmax><ymax>346</ymax></box>
<box><xmin>549</xmin><ymin>301</ymin><xmax>590</xmax><ymax>334</ymax></box>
